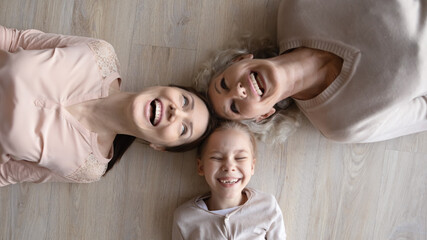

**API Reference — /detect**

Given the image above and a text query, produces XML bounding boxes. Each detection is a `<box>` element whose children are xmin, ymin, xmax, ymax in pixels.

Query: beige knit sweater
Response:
<box><xmin>278</xmin><ymin>0</ymin><xmax>427</xmax><ymax>142</ymax></box>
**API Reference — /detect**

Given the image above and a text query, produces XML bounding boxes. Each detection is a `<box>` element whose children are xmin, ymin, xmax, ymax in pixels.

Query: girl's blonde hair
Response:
<box><xmin>197</xmin><ymin>121</ymin><xmax>257</xmax><ymax>158</ymax></box>
<box><xmin>194</xmin><ymin>35</ymin><xmax>301</xmax><ymax>144</ymax></box>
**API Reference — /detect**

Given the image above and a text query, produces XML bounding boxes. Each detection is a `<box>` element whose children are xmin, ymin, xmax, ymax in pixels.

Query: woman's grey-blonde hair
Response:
<box><xmin>194</xmin><ymin>35</ymin><xmax>278</xmax><ymax>92</ymax></box>
<box><xmin>193</xmin><ymin>35</ymin><xmax>301</xmax><ymax>144</ymax></box>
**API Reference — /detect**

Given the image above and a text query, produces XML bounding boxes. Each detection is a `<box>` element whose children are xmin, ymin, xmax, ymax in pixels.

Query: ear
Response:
<box><xmin>251</xmin><ymin>158</ymin><xmax>256</xmax><ymax>175</ymax></box>
<box><xmin>255</xmin><ymin>108</ymin><xmax>276</xmax><ymax>123</ymax></box>
<box><xmin>149</xmin><ymin>143</ymin><xmax>166</xmax><ymax>151</ymax></box>
<box><xmin>197</xmin><ymin>158</ymin><xmax>204</xmax><ymax>176</ymax></box>
<box><xmin>231</xmin><ymin>54</ymin><xmax>254</xmax><ymax>63</ymax></box>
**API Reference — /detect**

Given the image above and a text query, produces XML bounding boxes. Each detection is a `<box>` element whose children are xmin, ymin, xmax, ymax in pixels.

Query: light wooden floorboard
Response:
<box><xmin>1</xmin><ymin>1</ymin><xmax>426</xmax><ymax>239</ymax></box>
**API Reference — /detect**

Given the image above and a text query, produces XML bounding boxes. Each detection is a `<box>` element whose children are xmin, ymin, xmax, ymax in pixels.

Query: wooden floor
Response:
<box><xmin>1</xmin><ymin>1</ymin><xmax>426</xmax><ymax>239</ymax></box>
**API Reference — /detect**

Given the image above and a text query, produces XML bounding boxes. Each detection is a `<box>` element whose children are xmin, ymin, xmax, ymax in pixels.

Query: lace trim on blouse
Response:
<box><xmin>66</xmin><ymin>153</ymin><xmax>108</xmax><ymax>183</ymax></box>
<box><xmin>88</xmin><ymin>40</ymin><xmax>120</xmax><ymax>78</ymax></box>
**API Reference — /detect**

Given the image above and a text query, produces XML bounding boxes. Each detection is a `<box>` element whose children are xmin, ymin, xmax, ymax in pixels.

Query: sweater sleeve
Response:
<box><xmin>266</xmin><ymin>199</ymin><xmax>287</xmax><ymax>240</ymax></box>
<box><xmin>364</xmin><ymin>96</ymin><xmax>427</xmax><ymax>143</ymax></box>
<box><xmin>0</xmin><ymin>25</ymin><xmax>95</xmax><ymax>52</ymax></box>
<box><xmin>0</xmin><ymin>159</ymin><xmax>70</xmax><ymax>187</ymax></box>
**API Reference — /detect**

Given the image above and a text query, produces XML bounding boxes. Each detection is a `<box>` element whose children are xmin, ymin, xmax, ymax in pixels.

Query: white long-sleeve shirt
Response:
<box><xmin>278</xmin><ymin>0</ymin><xmax>427</xmax><ymax>142</ymax></box>
<box><xmin>172</xmin><ymin>188</ymin><xmax>286</xmax><ymax>240</ymax></box>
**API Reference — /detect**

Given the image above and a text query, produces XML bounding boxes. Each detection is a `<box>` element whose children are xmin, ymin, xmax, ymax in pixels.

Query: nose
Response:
<box><xmin>221</xmin><ymin>159</ymin><xmax>236</xmax><ymax>172</ymax></box>
<box><xmin>168</xmin><ymin>104</ymin><xmax>177</xmax><ymax>122</ymax></box>
<box><xmin>168</xmin><ymin>104</ymin><xmax>184</xmax><ymax>122</ymax></box>
<box><xmin>234</xmin><ymin>82</ymin><xmax>247</xmax><ymax>99</ymax></box>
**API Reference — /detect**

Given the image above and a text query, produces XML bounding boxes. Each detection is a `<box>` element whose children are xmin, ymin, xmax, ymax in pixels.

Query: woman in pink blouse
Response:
<box><xmin>0</xmin><ymin>25</ymin><xmax>216</xmax><ymax>186</ymax></box>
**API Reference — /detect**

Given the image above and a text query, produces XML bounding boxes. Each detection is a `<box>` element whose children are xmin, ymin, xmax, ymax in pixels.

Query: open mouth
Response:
<box><xmin>218</xmin><ymin>178</ymin><xmax>241</xmax><ymax>184</ymax></box>
<box><xmin>249</xmin><ymin>72</ymin><xmax>265</xmax><ymax>96</ymax></box>
<box><xmin>149</xmin><ymin>99</ymin><xmax>162</xmax><ymax>126</ymax></box>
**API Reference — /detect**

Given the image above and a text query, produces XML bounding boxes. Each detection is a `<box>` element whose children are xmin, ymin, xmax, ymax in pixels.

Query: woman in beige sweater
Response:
<box><xmin>196</xmin><ymin>0</ymin><xmax>427</xmax><ymax>143</ymax></box>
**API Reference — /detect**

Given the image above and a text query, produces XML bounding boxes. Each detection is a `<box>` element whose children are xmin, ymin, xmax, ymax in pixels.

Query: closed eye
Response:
<box><xmin>230</xmin><ymin>101</ymin><xmax>239</xmax><ymax>114</ymax></box>
<box><xmin>220</xmin><ymin>78</ymin><xmax>229</xmax><ymax>90</ymax></box>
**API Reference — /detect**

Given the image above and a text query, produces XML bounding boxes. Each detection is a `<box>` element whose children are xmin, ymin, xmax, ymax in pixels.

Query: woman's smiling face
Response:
<box><xmin>208</xmin><ymin>54</ymin><xmax>280</xmax><ymax>121</ymax></box>
<box><xmin>132</xmin><ymin>86</ymin><xmax>209</xmax><ymax>149</ymax></box>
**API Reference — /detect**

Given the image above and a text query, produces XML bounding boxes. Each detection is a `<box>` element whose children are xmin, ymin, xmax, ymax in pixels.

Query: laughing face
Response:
<box><xmin>208</xmin><ymin>54</ymin><xmax>281</xmax><ymax>121</ymax></box>
<box><xmin>197</xmin><ymin>128</ymin><xmax>256</xmax><ymax>201</ymax></box>
<box><xmin>131</xmin><ymin>86</ymin><xmax>209</xmax><ymax>149</ymax></box>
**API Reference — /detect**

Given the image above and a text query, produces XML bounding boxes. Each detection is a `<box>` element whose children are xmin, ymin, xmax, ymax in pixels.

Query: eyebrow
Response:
<box><xmin>183</xmin><ymin>94</ymin><xmax>195</xmax><ymax>141</ymax></box>
<box><xmin>214</xmin><ymin>80</ymin><xmax>221</xmax><ymax>94</ymax></box>
<box><xmin>190</xmin><ymin>94</ymin><xmax>195</xmax><ymax>110</ymax></box>
<box><xmin>235</xmin><ymin>149</ymin><xmax>249</xmax><ymax>154</ymax></box>
<box><xmin>188</xmin><ymin>122</ymin><xmax>193</xmax><ymax>140</ymax></box>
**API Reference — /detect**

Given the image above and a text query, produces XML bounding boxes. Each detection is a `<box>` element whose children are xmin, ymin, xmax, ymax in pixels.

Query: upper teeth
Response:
<box><xmin>250</xmin><ymin>73</ymin><xmax>263</xmax><ymax>96</ymax></box>
<box><xmin>220</xmin><ymin>179</ymin><xmax>239</xmax><ymax>184</ymax></box>
<box><xmin>153</xmin><ymin>100</ymin><xmax>161</xmax><ymax>125</ymax></box>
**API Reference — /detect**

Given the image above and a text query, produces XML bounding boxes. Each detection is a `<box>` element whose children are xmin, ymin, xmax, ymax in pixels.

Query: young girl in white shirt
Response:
<box><xmin>172</xmin><ymin>121</ymin><xmax>286</xmax><ymax>239</ymax></box>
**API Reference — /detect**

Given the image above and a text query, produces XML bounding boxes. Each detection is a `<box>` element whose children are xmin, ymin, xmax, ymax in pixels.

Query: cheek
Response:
<box><xmin>243</xmin><ymin>164</ymin><xmax>255</xmax><ymax>176</ymax></box>
<box><xmin>242</xmin><ymin>100</ymin><xmax>275</xmax><ymax>116</ymax></box>
<box><xmin>204</xmin><ymin>164</ymin><xmax>219</xmax><ymax>178</ymax></box>
<box><xmin>155</xmin><ymin>125</ymin><xmax>180</xmax><ymax>143</ymax></box>
<box><xmin>203</xmin><ymin>171</ymin><xmax>217</xmax><ymax>186</ymax></box>
<box><xmin>239</xmin><ymin>103</ymin><xmax>262</xmax><ymax>118</ymax></box>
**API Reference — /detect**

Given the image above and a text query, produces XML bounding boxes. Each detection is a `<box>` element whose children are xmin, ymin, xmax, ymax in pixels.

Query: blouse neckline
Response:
<box><xmin>61</xmin><ymin>72</ymin><xmax>121</xmax><ymax>164</ymax></box>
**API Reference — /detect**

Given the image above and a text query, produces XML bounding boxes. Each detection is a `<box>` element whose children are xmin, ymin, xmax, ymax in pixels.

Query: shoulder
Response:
<box><xmin>173</xmin><ymin>196</ymin><xmax>200</xmax><ymax>219</ymax></box>
<box><xmin>65</xmin><ymin>153</ymin><xmax>108</xmax><ymax>183</ymax></box>
<box><xmin>246</xmin><ymin>188</ymin><xmax>280</xmax><ymax>211</ymax></box>
<box><xmin>247</xmin><ymin>188</ymin><xmax>277</xmax><ymax>202</ymax></box>
<box><xmin>87</xmin><ymin>40</ymin><xmax>116</xmax><ymax>56</ymax></box>
<box><xmin>87</xmin><ymin>40</ymin><xmax>120</xmax><ymax>78</ymax></box>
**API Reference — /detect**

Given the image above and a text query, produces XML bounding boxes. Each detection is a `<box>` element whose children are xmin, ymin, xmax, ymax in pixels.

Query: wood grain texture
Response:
<box><xmin>0</xmin><ymin>0</ymin><xmax>426</xmax><ymax>239</ymax></box>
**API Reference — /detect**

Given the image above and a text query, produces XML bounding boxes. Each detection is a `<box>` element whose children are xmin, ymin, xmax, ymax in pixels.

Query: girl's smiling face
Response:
<box><xmin>197</xmin><ymin>128</ymin><xmax>256</xmax><ymax>200</ymax></box>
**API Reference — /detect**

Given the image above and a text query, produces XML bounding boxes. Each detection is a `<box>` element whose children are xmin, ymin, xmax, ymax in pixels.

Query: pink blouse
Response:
<box><xmin>0</xmin><ymin>25</ymin><xmax>121</xmax><ymax>186</ymax></box>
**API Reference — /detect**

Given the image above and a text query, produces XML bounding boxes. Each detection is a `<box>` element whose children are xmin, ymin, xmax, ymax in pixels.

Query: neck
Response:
<box><xmin>69</xmin><ymin>91</ymin><xmax>137</xmax><ymax>137</ymax></box>
<box><xmin>207</xmin><ymin>191</ymin><xmax>247</xmax><ymax>211</ymax></box>
<box><xmin>272</xmin><ymin>47</ymin><xmax>343</xmax><ymax>101</ymax></box>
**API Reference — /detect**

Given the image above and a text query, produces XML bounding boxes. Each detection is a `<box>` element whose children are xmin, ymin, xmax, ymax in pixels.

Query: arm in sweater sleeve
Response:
<box><xmin>0</xmin><ymin>25</ymin><xmax>96</xmax><ymax>52</ymax></box>
<box><xmin>364</xmin><ymin>96</ymin><xmax>427</xmax><ymax>143</ymax></box>
<box><xmin>0</xmin><ymin>159</ymin><xmax>69</xmax><ymax>187</ymax></box>
<box><xmin>266</xmin><ymin>199</ymin><xmax>287</xmax><ymax>240</ymax></box>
